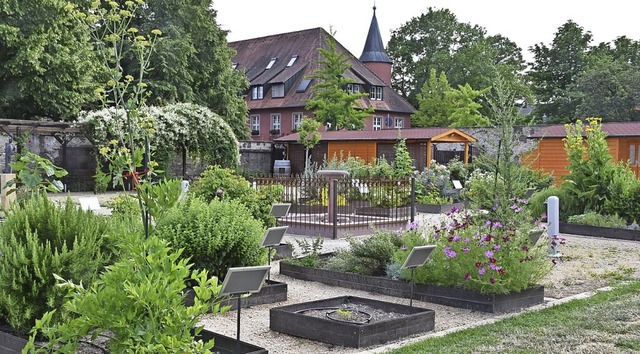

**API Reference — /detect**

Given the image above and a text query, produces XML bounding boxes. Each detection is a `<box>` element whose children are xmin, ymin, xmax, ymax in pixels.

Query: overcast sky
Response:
<box><xmin>213</xmin><ymin>0</ymin><xmax>640</xmax><ymax>63</ymax></box>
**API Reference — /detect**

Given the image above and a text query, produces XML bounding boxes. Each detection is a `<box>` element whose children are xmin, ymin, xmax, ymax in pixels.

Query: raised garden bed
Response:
<box><xmin>269</xmin><ymin>295</ymin><xmax>434</xmax><ymax>348</ymax></box>
<box><xmin>415</xmin><ymin>202</ymin><xmax>465</xmax><ymax>214</ymax></box>
<box><xmin>559</xmin><ymin>222</ymin><xmax>640</xmax><ymax>241</ymax></box>
<box><xmin>0</xmin><ymin>327</ymin><xmax>30</xmax><ymax>354</ymax></box>
<box><xmin>0</xmin><ymin>327</ymin><xmax>267</xmax><ymax>354</ymax></box>
<box><xmin>280</xmin><ymin>261</ymin><xmax>543</xmax><ymax>313</ymax></box>
<box><xmin>196</xmin><ymin>328</ymin><xmax>268</xmax><ymax>354</ymax></box>
<box><xmin>184</xmin><ymin>280</ymin><xmax>287</xmax><ymax>310</ymax></box>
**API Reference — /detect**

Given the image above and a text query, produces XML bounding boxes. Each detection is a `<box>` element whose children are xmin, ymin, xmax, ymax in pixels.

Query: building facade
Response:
<box><xmin>228</xmin><ymin>7</ymin><xmax>415</xmax><ymax>143</ymax></box>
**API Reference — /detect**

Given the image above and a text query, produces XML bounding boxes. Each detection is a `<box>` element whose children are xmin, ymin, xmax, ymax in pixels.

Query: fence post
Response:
<box><xmin>410</xmin><ymin>177</ymin><xmax>415</xmax><ymax>222</ymax></box>
<box><xmin>332</xmin><ymin>179</ymin><xmax>338</xmax><ymax>239</ymax></box>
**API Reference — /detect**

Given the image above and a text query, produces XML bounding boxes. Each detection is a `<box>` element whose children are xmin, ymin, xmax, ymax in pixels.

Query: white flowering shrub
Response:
<box><xmin>78</xmin><ymin>103</ymin><xmax>240</xmax><ymax>186</ymax></box>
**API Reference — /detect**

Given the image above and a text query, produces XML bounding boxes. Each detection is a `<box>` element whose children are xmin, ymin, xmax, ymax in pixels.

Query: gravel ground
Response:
<box><xmin>199</xmin><ymin>228</ymin><xmax>640</xmax><ymax>354</ymax></box>
<box><xmin>45</xmin><ymin>193</ymin><xmax>640</xmax><ymax>353</ymax></box>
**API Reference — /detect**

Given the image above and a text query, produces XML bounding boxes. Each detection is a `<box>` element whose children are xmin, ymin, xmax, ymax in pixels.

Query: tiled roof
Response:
<box><xmin>228</xmin><ymin>28</ymin><xmax>415</xmax><ymax>114</ymax></box>
<box><xmin>275</xmin><ymin>128</ymin><xmax>475</xmax><ymax>142</ymax></box>
<box><xmin>529</xmin><ymin>121</ymin><xmax>640</xmax><ymax>138</ymax></box>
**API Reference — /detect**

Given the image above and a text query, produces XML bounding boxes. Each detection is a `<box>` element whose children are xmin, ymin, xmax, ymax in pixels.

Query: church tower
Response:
<box><xmin>359</xmin><ymin>5</ymin><xmax>392</xmax><ymax>86</ymax></box>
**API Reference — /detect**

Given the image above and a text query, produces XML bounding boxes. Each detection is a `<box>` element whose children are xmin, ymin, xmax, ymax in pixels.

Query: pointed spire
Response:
<box><xmin>359</xmin><ymin>5</ymin><xmax>391</xmax><ymax>63</ymax></box>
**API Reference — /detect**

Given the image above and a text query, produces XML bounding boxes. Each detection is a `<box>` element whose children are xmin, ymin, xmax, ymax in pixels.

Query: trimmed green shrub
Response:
<box><xmin>0</xmin><ymin>195</ymin><xmax>125</xmax><ymax>334</ymax></box>
<box><xmin>154</xmin><ymin>198</ymin><xmax>267</xmax><ymax>279</ymax></box>
<box><xmin>25</xmin><ymin>235</ymin><xmax>226</xmax><ymax>353</ymax></box>
<box><xmin>528</xmin><ymin>186</ymin><xmax>579</xmax><ymax>221</ymax></box>
<box><xmin>326</xmin><ymin>230</ymin><xmax>403</xmax><ymax>276</ymax></box>
<box><xmin>567</xmin><ymin>212</ymin><xmax>628</xmax><ymax>228</ymax></box>
<box><xmin>189</xmin><ymin>165</ymin><xmax>283</xmax><ymax>227</ymax></box>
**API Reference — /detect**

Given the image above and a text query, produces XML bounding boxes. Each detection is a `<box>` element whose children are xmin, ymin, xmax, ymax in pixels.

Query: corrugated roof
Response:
<box><xmin>529</xmin><ymin>121</ymin><xmax>640</xmax><ymax>138</ymax></box>
<box><xmin>275</xmin><ymin>128</ymin><xmax>475</xmax><ymax>142</ymax></box>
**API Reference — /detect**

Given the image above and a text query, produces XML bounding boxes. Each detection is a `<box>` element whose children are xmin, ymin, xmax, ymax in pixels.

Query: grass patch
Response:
<box><xmin>385</xmin><ymin>281</ymin><xmax>640</xmax><ymax>354</ymax></box>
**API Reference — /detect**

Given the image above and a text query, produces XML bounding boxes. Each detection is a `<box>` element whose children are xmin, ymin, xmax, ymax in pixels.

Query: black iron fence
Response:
<box><xmin>253</xmin><ymin>174</ymin><xmax>415</xmax><ymax>238</ymax></box>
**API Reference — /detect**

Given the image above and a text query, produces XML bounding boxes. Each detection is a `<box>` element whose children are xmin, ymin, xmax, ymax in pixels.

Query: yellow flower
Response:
<box><xmin>109</xmin><ymin>139</ymin><xmax>118</xmax><ymax>146</ymax></box>
<box><xmin>99</xmin><ymin>146</ymin><xmax>110</xmax><ymax>156</ymax></box>
<box><xmin>151</xmin><ymin>29</ymin><xmax>162</xmax><ymax>36</ymax></box>
<box><xmin>125</xmin><ymin>75</ymin><xmax>134</xmax><ymax>82</ymax></box>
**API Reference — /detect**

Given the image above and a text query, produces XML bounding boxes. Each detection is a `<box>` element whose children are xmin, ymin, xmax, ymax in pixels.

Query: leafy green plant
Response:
<box><xmin>154</xmin><ymin>198</ymin><xmax>266</xmax><ymax>280</ymax></box>
<box><xmin>326</xmin><ymin>230</ymin><xmax>403</xmax><ymax>276</ymax></box>
<box><xmin>415</xmin><ymin>189</ymin><xmax>453</xmax><ymax>205</ymax></box>
<box><xmin>567</xmin><ymin>212</ymin><xmax>627</xmax><ymax>228</ymax></box>
<box><xmin>368</xmin><ymin>183</ymin><xmax>411</xmax><ymax>208</ymax></box>
<box><xmin>5</xmin><ymin>151</ymin><xmax>68</xmax><ymax>196</ymax></box>
<box><xmin>288</xmin><ymin>237</ymin><xmax>324</xmax><ymax>268</ymax></box>
<box><xmin>0</xmin><ymin>194</ymin><xmax>124</xmax><ymax>334</ymax></box>
<box><xmin>189</xmin><ymin>165</ymin><xmax>283</xmax><ymax>227</ymax></box>
<box><xmin>24</xmin><ymin>235</ymin><xmax>227</xmax><ymax>353</ymax></box>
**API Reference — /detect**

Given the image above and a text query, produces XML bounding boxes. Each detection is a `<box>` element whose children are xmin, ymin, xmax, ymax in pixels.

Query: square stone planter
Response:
<box><xmin>280</xmin><ymin>261</ymin><xmax>544</xmax><ymax>313</ymax></box>
<box><xmin>415</xmin><ymin>202</ymin><xmax>465</xmax><ymax>214</ymax></box>
<box><xmin>184</xmin><ymin>280</ymin><xmax>287</xmax><ymax>310</ymax></box>
<box><xmin>559</xmin><ymin>222</ymin><xmax>640</xmax><ymax>241</ymax></box>
<box><xmin>269</xmin><ymin>295</ymin><xmax>434</xmax><ymax>348</ymax></box>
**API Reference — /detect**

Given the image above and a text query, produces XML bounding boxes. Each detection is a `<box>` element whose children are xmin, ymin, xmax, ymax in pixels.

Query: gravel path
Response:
<box><xmin>198</xmin><ymin>232</ymin><xmax>640</xmax><ymax>354</ymax></box>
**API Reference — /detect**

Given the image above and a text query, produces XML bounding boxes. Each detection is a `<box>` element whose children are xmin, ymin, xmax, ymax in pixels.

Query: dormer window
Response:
<box><xmin>347</xmin><ymin>84</ymin><xmax>361</xmax><ymax>94</ymax></box>
<box><xmin>370</xmin><ymin>86</ymin><xmax>383</xmax><ymax>100</ymax></box>
<box><xmin>251</xmin><ymin>85</ymin><xmax>264</xmax><ymax>100</ymax></box>
<box><xmin>287</xmin><ymin>55</ymin><xmax>298</xmax><ymax>67</ymax></box>
<box><xmin>266</xmin><ymin>57</ymin><xmax>277</xmax><ymax>70</ymax></box>
<box><xmin>272</xmin><ymin>83</ymin><xmax>285</xmax><ymax>98</ymax></box>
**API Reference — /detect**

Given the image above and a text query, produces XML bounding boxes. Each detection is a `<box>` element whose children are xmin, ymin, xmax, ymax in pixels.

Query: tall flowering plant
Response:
<box><xmin>393</xmin><ymin>200</ymin><xmax>554</xmax><ymax>294</ymax></box>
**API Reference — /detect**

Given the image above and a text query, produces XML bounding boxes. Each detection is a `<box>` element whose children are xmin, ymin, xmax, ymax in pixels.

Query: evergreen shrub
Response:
<box><xmin>154</xmin><ymin>198</ymin><xmax>267</xmax><ymax>280</ymax></box>
<box><xmin>0</xmin><ymin>194</ymin><xmax>124</xmax><ymax>334</ymax></box>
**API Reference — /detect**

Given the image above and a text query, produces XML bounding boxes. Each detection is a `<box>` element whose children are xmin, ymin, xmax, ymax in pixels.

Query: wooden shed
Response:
<box><xmin>274</xmin><ymin>128</ymin><xmax>476</xmax><ymax>174</ymax></box>
<box><xmin>524</xmin><ymin>121</ymin><xmax>640</xmax><ymax>183</ymax></box>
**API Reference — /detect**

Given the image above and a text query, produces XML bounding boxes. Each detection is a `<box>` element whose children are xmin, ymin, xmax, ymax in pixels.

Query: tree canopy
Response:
<box><xmin>0</xmin><ymin>0</ymin><xmax>103</xmax><ymax>120</ymax></box>
<box><xmin>1</xmin><ymin>0</ymin><xmax>249</xmax><ymax>140</ymax></box>
<box><xmin>386</xmin><ymin>7</ymin><xmax>529</xmax><ymax>121</ymax></box>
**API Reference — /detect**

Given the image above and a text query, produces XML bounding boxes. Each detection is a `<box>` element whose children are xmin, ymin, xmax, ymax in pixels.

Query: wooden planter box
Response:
<box><xmin>280</xmin><ymin>261</ymin><xmax>543</xmax><ymax>313</ymax></box>
<box><xmin>415</xmin><ymin>202</ymin><xmax>465</xmax><ymax>214</ymax></box>
<box><xmin>270</xmin><ymin>295</ymin><xmax>434</xmax><ymax>348</ymax></box>
<box><xmin>356</xmin><ymin>205</ymin><xmax>411</xmax><ymax>218</ymax></box>
<box><xmin>559</xmin><ymin>222</ymin><xmax>640</xmax><ymax>241</ymax></box>
<box><xmin>184</xmin><ymin>280</ymin><xmax>287</xmax><ymax>310</ymax></box>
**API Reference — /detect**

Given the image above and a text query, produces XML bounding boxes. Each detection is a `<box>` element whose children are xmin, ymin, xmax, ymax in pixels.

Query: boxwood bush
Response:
<box><xmin>0</xmin><ymin>194</ymin><xmax>128</xmax><ymax>334</ymax></box>
<box><xmin>154</xmin><ymin>197</ymin><xmax>267</xmax><ymax>280</ymax></box>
